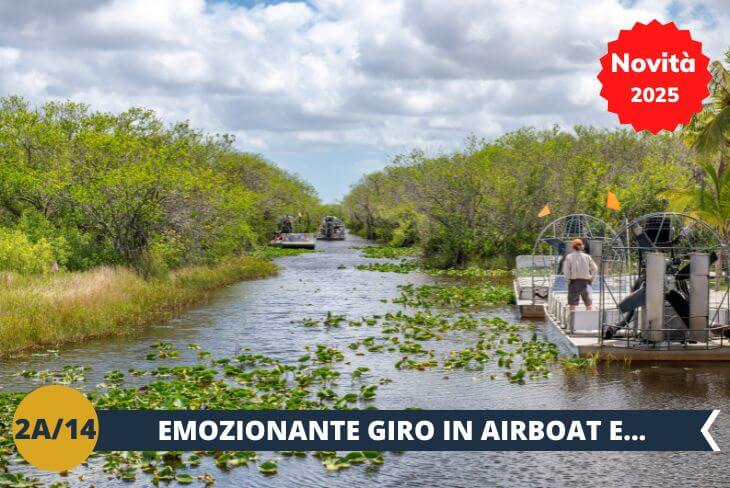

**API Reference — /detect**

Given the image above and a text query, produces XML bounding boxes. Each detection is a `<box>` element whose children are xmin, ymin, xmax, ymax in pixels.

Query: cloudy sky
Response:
<box><xmin>0</xmin><ymin>0</ymin><xmax>726</xmax><ymax>201</ymax></box>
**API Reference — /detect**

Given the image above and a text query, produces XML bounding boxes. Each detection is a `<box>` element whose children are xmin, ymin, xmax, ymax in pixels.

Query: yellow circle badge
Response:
<box><xmin>12</xmin><ymin>385</ymin><xmax>98</xmax><ymax>472</ymax></box>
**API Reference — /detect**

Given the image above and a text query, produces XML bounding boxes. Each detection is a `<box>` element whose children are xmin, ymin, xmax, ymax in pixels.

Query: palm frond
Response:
<box><xmin>660</xmin><ymin>188</ymin><xmax>703</xmax><ymax>212</ymax></box>
<box><xmin>691</xmin><ymin>105</ymin><xmax>730</xmax><ymax>154</ymax></box>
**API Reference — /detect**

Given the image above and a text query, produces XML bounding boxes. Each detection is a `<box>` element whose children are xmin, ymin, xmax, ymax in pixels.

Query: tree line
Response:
<box><xmin>0</xmin><ymin>96</ymin><xmax>320</xmax><ymax>274</ymax></box>
<box><xmin>343</xmin><ymin>127</ymin><xmax>693</xmax><ymax>267</ymax></box>
<box><xmin>343</xmin><ymin>48</ymin><xmax>729</xmax><ymax>268</ymax></box>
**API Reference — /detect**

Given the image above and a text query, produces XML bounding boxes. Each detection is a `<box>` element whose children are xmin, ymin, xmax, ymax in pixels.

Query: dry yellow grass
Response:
<box><xmin>0</xmin><ymin>256</ymin><xmax>277</xmax><ymax>356</ymax></box>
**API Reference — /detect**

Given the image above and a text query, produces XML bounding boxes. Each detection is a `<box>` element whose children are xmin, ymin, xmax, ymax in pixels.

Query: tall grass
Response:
<box><xmin>0</xmin><ymin>256</ymin><xmax>277</xmax><ymax>356</ymax></box>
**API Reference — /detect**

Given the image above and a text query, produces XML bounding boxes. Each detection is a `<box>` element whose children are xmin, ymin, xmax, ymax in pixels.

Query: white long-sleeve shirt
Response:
<box><xmin>563</xmin><ymin>250</ymin><xmax>598</xmax><ymax>282</ymax></box>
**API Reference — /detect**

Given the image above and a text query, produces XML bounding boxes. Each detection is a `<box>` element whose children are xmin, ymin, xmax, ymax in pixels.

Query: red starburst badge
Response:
<box><xmin>598</xmin><ymin>20</ymin><xmax>711</xmax><ymax>134</ymax></box>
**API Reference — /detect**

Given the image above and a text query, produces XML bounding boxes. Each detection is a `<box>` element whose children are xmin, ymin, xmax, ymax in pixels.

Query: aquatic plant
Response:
<box><xmin>354</xmin><ymin>262</ymin><xmax>515</xmax><ymax>285</ymax></box>
<box><xmin>148</xmin><ymin>342</ymin><xmax>181</xmax><ymax>360</ymax></box>
<box><xmin>16</xmin><ymin>366</ymin><xmax>89</xmax><ymax>385</ymax></box>
<box><xmin>0</xmin><ymin>473</ymin><xmax>42</xmax><ymax>487</ymax></box>
<box><xmin>423</xmin><ymin>267</ymin><xmax>512</xmax><ymax>280</ymax></box>
<box><xmin>251</xmin><ymin>247</ymin><xmax>315</xmax><ymax>258</ymax></box>
<box><xmin>355</xmin><ymin>262</ymin><xmax>418</xmax><ymax>273</ymax></box>
<box><xmin>393</xmin><ymin>283</ymin><xmax>514</xmax><ymax>308</ymax></box>
<box><xmin>257</xmin><ymin>459</ymin><xmax>278</xmax><ymax>475</ymax></box>
<box><xmin>300</xmin><ymin>312</ymin><xmax>347</xmax><ymax>328</ymax></box>
<box><xmin>0</xmin><ymin>342</ymin><xmax>389</xmax><ymax>485</ymax></box>
<box><xmin>353</xmin><ymin>246</ymin><xmax>419</xmax><ymax>259</ymax></box>
<box><xmin>395</xmin><ymin>358</ymin><xmax>439</xmax><ymax>370</ymax></box>
<box><xmin>560</xmin><ymin>351</ymin><xmax>601</xmax><ymax>370</ymax></box>
<box><xmin>324</xmin><ymin>312</ymin><xmax>346</xmax><ymax>326</ymax></box>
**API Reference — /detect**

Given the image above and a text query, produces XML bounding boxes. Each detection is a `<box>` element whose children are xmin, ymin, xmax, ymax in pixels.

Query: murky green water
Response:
<box><xmin>2</xmin><ymin>236</ymin><xmax>728</xmax><ymax>487</ymax></box>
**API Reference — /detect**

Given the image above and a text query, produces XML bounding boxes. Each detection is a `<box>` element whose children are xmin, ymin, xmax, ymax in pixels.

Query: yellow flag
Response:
<box><xmin>538</xmin><ymin>205</ymin><xmax>551</xmax><ymax>218</ymax></box>
<box><xmin>606</xmin><ymin>191</ymin><xmax>621</xmax><ymax>211</ymax></box>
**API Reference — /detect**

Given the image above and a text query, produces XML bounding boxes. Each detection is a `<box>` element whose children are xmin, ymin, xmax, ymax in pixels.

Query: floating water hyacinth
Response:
<box><xmin>393</xmin><ymin>283</ymin><xmax>514</xmax><ymax>308</ymax></box>
<box><xmin>352</xmin><ymin>247</ymin><xmax>512</xmax><ymax>281</ymax></box>
<box><xmin>257</xmin><ymin>459</ymin><xmax>278</xmax><ymax>475</ymax></box>
<box><xmin>252</xmin><ymin>247</ymin><xmax>315</xmax><ymax>258</ymax></box>
<box><xmin>17</xmin><ymin>365</ymin><xmax>90</xmax><ymax>385</ymax></box>
<box><xmin>356</xmin><ymin>262</ymin><xmax>418</xmax><ymax>273</ymax></box>
<box><xmin>352</xmin><ymin>246</ymin><xmax>419</xmax><ymax>259</ymax></box>
<box><xmin>0</xmin><ymin>341</ymin><xmax>391</xmax><ymax>485</ymax></box>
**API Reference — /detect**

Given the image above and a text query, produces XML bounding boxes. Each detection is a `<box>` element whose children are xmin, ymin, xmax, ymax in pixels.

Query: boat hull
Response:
<box><xmin>513</xmin><ymin>278</ymin><xmax>546</xmax><ymax>318</ymax></box>
<box><xmin>280</xmin><ymin>242</ymin><xmax>316</xmax><ymax>249</ymax></box>
<box><xmin>519</xmin><ymin>304</ymin><xmax>545</xmax><ymax>318</ymax></box>
<box><xmin>271</xmin><ymin>233</ymin><xmax>316</xmax><ymax>250</ymax></box>
<box><xmin>544</xmin><ymin>304</ymin><xmax>730</xmax><ymax>361</ymax></box>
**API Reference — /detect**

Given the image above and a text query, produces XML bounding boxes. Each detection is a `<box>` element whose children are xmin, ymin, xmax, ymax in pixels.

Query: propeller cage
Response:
<box><xmin>528</xmin><ymin>214</ymin><xmax>616</xmax><ymax>306</ymax></box>
<box><xmin>599</xmin><ymin>212</ymin><xmax>730</xmax><ymax>349</ymax></box>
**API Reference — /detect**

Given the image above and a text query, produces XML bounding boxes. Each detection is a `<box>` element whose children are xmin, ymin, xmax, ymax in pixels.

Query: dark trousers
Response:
<box><xmin>568</xmin><ymin>279</ymin><xmax>592</xmax><ymax>306</ymax></box>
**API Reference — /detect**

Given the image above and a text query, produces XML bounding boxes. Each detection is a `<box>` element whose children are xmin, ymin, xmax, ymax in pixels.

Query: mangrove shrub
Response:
<box><xmin>0</xmin><ymin>96</ymin><xmax>321</xmax><ymax>274</ymax></box>
<box><xmin>343</xmin><ymin>127</ymin><xmax>693</xmax><ymax>267</ymax></box>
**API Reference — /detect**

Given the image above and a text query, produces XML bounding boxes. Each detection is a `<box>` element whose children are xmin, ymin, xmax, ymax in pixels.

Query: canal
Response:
<box><xmin>3</xmin><ymin>236</ymin><xmax>728</xmax><ymax>487</ymax></box>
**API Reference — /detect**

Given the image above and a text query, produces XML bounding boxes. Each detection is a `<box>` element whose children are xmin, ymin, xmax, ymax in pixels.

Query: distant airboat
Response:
<box><xmin>317</xmin><ymin>216</ymin><xmax>346</xmax><ymax>241</ymax></box>
<box><xmin>270</xmin><ymin>233</ymin><xmax>316</xmax><ymax>250</ymax></box>
<box><xmin>270</xmin><ymin>215</ymin><xmax>316</xmax><ymax>250</ymax></box>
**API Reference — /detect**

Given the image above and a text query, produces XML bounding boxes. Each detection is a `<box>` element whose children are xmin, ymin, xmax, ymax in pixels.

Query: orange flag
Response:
<box><xmin>538</xmin><ymin>205</ymin><xmax>551</xmax><ymax>218</ymax></box>
<box><xmin>606</xmin><ymin>191</ymin><xmax>621</xmax><ymax>211</ymax></box>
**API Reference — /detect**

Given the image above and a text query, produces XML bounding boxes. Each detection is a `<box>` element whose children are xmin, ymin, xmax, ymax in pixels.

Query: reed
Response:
<box><xmin>0</xmin><ymin>256</ymin><xmax>277</xmax><ymax>356</ymax></box>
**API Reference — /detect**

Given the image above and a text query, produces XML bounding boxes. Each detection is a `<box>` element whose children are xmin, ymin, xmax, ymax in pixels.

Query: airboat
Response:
<box><xmin>532</xmin><ymin>212</ymin><xmax>730</xmax><ymax>360</ymax></box>
<box><xmin>270</xmin><ymin>214</ymin><xmax>317</xmax><ymax>250</ymax></box>
<box><xmin>514</xmin><ymin>214</ymin><xmax>614</xmax><ymax>318</ymax></box>
<box><xmin>270</xmin><ymin>233</ymin><xmax>316</xmax><ymax>250</ymax></box>
<box><xmin>316</xmin><ymin>216</ymin><xmax>346</xmax><ymax>240</ymax></box>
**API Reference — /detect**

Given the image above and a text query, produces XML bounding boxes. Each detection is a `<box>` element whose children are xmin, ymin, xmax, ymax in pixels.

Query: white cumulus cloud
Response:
<box><xmin>0</xmin><ymin>0</ymin><xmax>725</xmax><ymax>200</ymax></box>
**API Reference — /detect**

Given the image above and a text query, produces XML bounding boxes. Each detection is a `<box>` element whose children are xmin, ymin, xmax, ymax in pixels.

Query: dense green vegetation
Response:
<box><xmin>666</xmin><ymin>48</ymin><xmax>729</xmax><ymax>243</ymax></box>
<box><xmin>343</xmin><ymin>49</ymin><xmax>730</xmax><ymax>268</ymax></box>
<box><xmin>343</xmin><ymin>127</ymin><xmax>692</xmax><ymax>267</ymax></box>
<box><xmin>0</xmin><ymin>96</ymin><xmax>320</xmax><ymax>275</ymax></box>
<box><xmin>0</xmin><ymin>97</ymin><xmax>324</xmax><ymax>354</ymax></box>
<box><xmin>393</xmin><ymin>283</ymin><xmax>514</xmax><ymax>308</ymax></box>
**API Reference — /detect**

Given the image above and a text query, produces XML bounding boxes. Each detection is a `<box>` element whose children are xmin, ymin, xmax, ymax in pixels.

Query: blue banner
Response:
<box><xmin>95</xmin><ymin>409</ymin><xmax>720</xmax><ymax>451</ymax></box>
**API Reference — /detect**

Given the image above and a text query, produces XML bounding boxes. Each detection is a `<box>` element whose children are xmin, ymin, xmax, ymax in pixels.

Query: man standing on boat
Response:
<box><xmin>564</xmin><ymin>239</ymin><xmax>598</xmax><ymax>311</ymax></box>
<box><xmin>281</xmin><ymin>215</ymin><xmax>293</xmax><ymax>234</ymax></box>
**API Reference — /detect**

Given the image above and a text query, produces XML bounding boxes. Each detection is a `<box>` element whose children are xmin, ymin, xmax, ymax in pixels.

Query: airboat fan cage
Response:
<box><xmin>599</xmin><ymin>212</ymin><xmax>730</xmax><ymax>349</ymax></box>
<box><xmin>521</xmin><ymin>214</ymin><xmax>615</xmax><ymax>306</ymax></box>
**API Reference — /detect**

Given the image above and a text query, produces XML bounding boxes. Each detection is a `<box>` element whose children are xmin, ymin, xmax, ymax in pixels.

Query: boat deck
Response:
<box><xmin>545</xmin><ymin>310</ymin><xmax>730</xmax><ymax>360</ymax></box>
<box><xmin>515</xmin><ymin>271</ymin><xmax>730</xmax><ymax>360</ymax></box>
<box><xmin>515</xmin><ymin>268</ymin><xmax>730</xmax><ymax>359</ymax></box>
<box><xmin>544</xmin><ymin>287</ymin><xmax>730</xmax><ymax>361</ymax></box>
